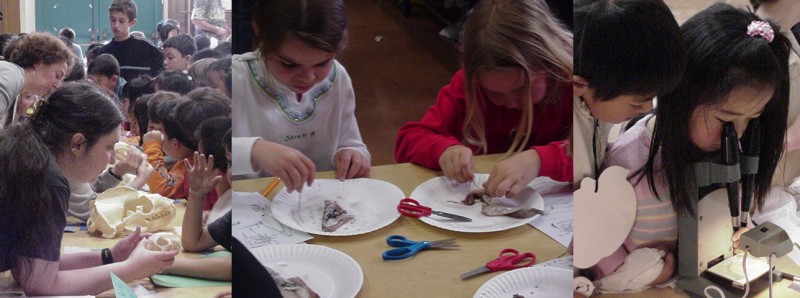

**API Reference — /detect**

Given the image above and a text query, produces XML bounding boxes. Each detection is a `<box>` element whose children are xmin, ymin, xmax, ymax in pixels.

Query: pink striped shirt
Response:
<box><xmin>586</xmin><ymin>116</ymin><xmax>678</xmax><ymax>280</ymax></box>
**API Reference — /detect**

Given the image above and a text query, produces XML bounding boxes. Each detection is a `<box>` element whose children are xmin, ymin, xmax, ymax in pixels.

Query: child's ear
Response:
<box><xmin>129</xmin><ymin>18</ymin><xmax>137</xmax><ymax>27</ymax></box>
<box><xmin>110</xmin><ymin>75</ymin><xmax>119</xmax><ymax>85</ymax></box>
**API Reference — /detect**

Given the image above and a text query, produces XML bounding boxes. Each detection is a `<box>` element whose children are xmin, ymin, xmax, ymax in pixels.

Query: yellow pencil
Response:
<box><xmin>261</xmin><ymin>178</ymin><xmax>281</xmax><ymax>198</ymax></box>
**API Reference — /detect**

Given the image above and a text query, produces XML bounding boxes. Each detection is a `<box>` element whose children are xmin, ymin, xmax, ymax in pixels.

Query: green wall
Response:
<box><xmin>36</xmin><ymin>0</ymin><xmax>162</xmax><ymax>46</ymax></box>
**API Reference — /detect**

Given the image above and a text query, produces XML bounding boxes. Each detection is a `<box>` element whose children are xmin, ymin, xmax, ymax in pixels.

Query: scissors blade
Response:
<box><xmin>460</xmin><ymin>266</ymin><xmax>490</xmax><ymax>279</ymax></box>
<box><xmin>431</xmin><ymin>211</ymin><xmax>472</xmax><ymax>222</ymax></box>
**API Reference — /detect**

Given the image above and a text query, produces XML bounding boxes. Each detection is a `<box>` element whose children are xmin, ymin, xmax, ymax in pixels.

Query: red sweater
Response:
<box><xmin>395</xmin><ymin>70</ymin><xmax>572</xmax><ymax>182</ymax></box>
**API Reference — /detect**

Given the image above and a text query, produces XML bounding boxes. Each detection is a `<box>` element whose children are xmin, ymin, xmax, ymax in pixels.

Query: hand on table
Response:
<box><xmin>185</xmin><ymin>152</ymin><xmax>222</xmax><ymax>200</ymax></box>
<box><xmin>483</xmin><ymin>149</ymin><xmax>540</xmax><ymax>197</ymax></box>
<box><xmin>252</xmin><ymin>140</ymin><xmax>315</xmax><ymax>193</ymax></box>
<box><xmin>438</xmin><ymin>145</ymin><xmax>474</xmax><ymax>183</ymax></box>
<box><xmin>110</xmin><ymin>226</ymin><xmax>150</xmax><ymax>262</ymax></box>
<box><xmin>334</xmin><ymin>149</ymin><xmax>370</xmax><ymax>180</ymax></box>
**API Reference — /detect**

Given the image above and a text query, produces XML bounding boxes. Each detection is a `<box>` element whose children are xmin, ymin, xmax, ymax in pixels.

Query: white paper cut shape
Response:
<box><xmin>573</xmin><ymin>166</ymin><xmax>637</xmax><ymax>269</ymax></box>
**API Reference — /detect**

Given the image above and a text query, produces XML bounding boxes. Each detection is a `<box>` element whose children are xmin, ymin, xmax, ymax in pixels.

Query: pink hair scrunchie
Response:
<box><xmin>747</xmin><ymin>20</ymin><xmax>774</xmax><ymax>43</ymax></box>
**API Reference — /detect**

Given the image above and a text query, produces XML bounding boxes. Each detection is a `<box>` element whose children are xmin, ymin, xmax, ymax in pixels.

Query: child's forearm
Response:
<box><xmin>182</xmin><ymin>191</ymin><xmax>216</xmax><ymax>251</ymax></box>
<box><xmin>161</xmin><ymin>256</ymin><xmax>232</xmax><ymax>281</ymax></box>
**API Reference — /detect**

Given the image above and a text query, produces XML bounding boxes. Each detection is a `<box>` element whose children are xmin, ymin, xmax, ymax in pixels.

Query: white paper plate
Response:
<box><xmin>474</xmin><ymin>267</ymin><xmax>572</xmax><ymax>298</ymax></box>
<box><xmin>251</xmin><ymin>244</ymin><xmax>363</xmax><ymax>298</ymax></box>
<box><xmin>409</xmin><ymin>174</ymin><xmax>543</xmax><ymax>233</ymax></box>
<box><xmin>271</xmin><ymin>178</ymin><xmax>404</xmax><ymax>236</ymax></box>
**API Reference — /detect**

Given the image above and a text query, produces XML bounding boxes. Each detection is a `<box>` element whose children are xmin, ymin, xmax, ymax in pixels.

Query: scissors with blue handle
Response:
<box><xmin>382</xmin><ymin>235</ymin><xmax>459</xmax><ymax>260</ymax></box>
<box><xmin>460</xmin><ymin>248</ymin><xmax>536</xmax><ymax>279</ymax></box>
<box><xmin>397</xmin><ymin>198</ymin><xmax>472</xmax><ymax>222</ymax></box>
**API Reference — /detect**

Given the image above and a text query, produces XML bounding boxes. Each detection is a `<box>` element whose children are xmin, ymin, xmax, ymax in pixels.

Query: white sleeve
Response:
<box><xmin>332</xmin><ymin>65</ymin><xmax>371</xmax><ymax>165</ymax></box>
<box><xmin>232</xmin><ymin>136</ymin><xmax>260</xmax><ymax>176</ymax></box>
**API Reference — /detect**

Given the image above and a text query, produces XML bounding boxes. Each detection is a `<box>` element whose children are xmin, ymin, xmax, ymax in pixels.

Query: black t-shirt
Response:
<box><xmin>208</xmin><ymin>210</ymin><xmax>232</xmax><ymax>251</ymax></box>
<box><xmin>97</xmin><ymin>36</ymin><xmax>163</xmax><ymax>81</ymax></box>
<box><xmin>0</xmin><ymin>156</ymin><xmax>69</xmax><ymax>271</ymax></box>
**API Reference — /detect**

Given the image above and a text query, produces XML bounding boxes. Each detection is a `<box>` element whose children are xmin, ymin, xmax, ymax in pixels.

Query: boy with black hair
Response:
<box><xmin>142</xmin><ymin>97</ymin><xmax>190</xmax><ymax>199</ymax></box>
<box><xmin>142</xmin><ymin>88</ymin><xmax>230</xmax><ymax>199</ymax></box>
<box><xmin>155</xmin><ymin>70</ymin><xmax>195</xmax><ymax>95</ymax></box>
<box><xmin>206</xmin><ymin>57</ymin><xmax>231</xmax><ymax>99</ymax></box>
<box><xmin>97</xmin><ymin>0</ymin><xmax>163</xmax><ymax>81</ymax></box>
<box><xmin>87</xmin><ymin>53</ymin><xmax>127</xmax><ymax>103</ymax></box>
<box><xmin>162</xmin><ymin>33</ymin><xmax>197</xmax><ymax>71</ymax></box>
<box><xmin>572</xmin><ymin>0</ymin><xmax>687</xmax><ymax>185</ymax></box>
<box><xmin>193</xmin><ymin>116</ymin><xmax>232</xmax><ymax>223</ymax></box>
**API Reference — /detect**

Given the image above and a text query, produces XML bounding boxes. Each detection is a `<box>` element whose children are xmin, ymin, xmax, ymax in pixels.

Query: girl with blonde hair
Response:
<box><xmin>396</xmin><ymin>0</ymin><xmax>572</xmax><ymax>197</ymax></box>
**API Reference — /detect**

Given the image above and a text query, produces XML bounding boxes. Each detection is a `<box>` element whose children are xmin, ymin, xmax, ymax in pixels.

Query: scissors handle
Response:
<box><xmin>486</xmin><ymin>248</ymin><xmax>536</xmax><ymax>271</ymax></box>
<box><xmin>386</xmin><ymin>235</ymin><xmax>417</xmax><ymax>247</ymax></box>
<box><xmin>382</xmin><ymin>241</ymin><xmax>431</xmax><ymax>260</ymax></box>
<box><xmin>397</xmin><ymin>198</ymin><xmax>432</xmax><ymax>218</ymax></box>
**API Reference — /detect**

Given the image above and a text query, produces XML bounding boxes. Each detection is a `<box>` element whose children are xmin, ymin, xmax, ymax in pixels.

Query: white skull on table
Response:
<box><xmin>87</xmin><ymin>186</ymin><xmax>176</xmax><ymax>238</ymax></box>
<box><xmin>145</xmin><ymin>232</ymin><xmax>182</xmax><ymax>251</ymax></box>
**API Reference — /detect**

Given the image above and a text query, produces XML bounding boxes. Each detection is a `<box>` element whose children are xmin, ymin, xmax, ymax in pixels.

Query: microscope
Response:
<box><xmin>676</xmin><ymin>120</ymin><xmax>768</xmax><ymax>297</ymax></box>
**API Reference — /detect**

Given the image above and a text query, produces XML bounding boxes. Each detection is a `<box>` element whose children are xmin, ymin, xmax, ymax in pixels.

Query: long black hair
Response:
<box><xmin>0</xmin><ymin>82</ymin><xmax>123</xmax><ymax>281</ymax></box>
<box><xmin>643</xmin><ymin>3</ymin><xmax>791</xmax><ymax>215</ymax></box>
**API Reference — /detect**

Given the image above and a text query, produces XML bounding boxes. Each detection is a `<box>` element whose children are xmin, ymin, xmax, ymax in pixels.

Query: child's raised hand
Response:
<box><xmin>111</xmin><ymin>226</ymin><xmax>151</xmax><ymax>263</ymax></box>
<box><xmin>184</xmin><ymin>152</ymin><xmax>222</xmax><ymax>199</ymax></box>
<box><xmin>125</xmin><ymin>239</ymin><xmax>179</xmax><ymax>277</ymax></box>
<box><xmin>252</xmin><ymin>140</ymin><xmax>315</xmax><ymax>193</ymax></box>
<box><xmin>142</xmin><ymin>130</ymin><xmax>164</xmax><ymax>144</ymax></box>
<box><xmin>439</xmin><ymin>145</ymin><xmax>474</xmax><ymax>183</ymax></box>
<box><xmin>484</xmin><ymin>149</ymin><xmax>540</xmax><ymax>197</ymax></box>
<box><xmin>334</xmin><ymin>149</ymin><xmax>370</xmax><ymax>180</ymax></box>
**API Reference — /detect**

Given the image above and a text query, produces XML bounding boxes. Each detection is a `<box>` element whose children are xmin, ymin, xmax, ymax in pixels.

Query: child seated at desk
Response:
<box><xmin>231</xmin><ymin>0</ymin><xmax>371</xmax><ymax>192</ymax></box>
<box><xmin>580</xmin><ymin>3</ymin><xmax>791</xmax><ymax>291</ymax></box>
<box><xmin>0</xmin><ymin>82</ymin><xmax>177</xmax><ymax>295</ymax></box>
<box><xmin>143</xmin><ymin>88</ymin><xmax>230</xmax><ymax>199</ymax></box>
<box><xmin>395</xmin><ymin>0</ymin><xmax>572</xmax><ymax>197</ymax></box>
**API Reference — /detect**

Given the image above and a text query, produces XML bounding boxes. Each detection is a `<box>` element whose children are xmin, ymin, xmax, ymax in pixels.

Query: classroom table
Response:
<box><xmin>231</xmin><ymin>154</ymin><xmax>569</xmax><ymax>298</ymax></box>
<box><xmin>594</xmin><ymin>253</ymin><xmax>800</xmax><ymax>297</ymax></box>
<box><xmin>60</xmin><ymin>200</ymin><xmax>231</xmax><ymax>298</ymax></box>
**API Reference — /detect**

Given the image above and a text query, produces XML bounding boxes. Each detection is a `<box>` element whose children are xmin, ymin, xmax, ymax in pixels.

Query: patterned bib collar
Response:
<box><xmin>245</xmin><ymin>52</ymin><xmax>337</xmax><ymax>124</ymax></box>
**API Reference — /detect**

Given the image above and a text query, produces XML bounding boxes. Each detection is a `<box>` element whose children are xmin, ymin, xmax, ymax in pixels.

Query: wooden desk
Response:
<box><xmin>596</xmin><ymin>247</ymin><xmax>800</xmax><ymax>297</ymax></box>
<box><xmin>61</xmin><ymin>201</ymin><xmax>230</xmax><ymax>298</ymax></box>
<box><xmin>232</xmin><ymin>155</ymin><xmax>568</xmax><ymax>297</ymax></box>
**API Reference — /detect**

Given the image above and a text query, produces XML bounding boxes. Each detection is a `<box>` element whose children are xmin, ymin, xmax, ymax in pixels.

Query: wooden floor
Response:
<box><xmin>337</xmin><ymin>0</ymin><xmax>461</xmax><ymax>166</ymax></box>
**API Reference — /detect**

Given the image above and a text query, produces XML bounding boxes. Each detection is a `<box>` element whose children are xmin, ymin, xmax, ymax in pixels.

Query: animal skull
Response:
<box><xmin>146</xmin><ymin>232</ymin><xmax>182</xmax><ymax>251</ymax></box>
<box><xmin>114</xmin><ymin>142</ymin><xmax>130</xmax><ymax>163</ymax></box>
<box><xmin>88</xmin><ymin>186</ymin><xmax>176</xmax><ymax>238</ymax></box>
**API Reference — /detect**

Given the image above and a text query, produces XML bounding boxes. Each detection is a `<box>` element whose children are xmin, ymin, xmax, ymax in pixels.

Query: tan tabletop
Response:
<box><xmin>597</xmin><ymin>247</ymin><xmax>800</xmax><ymax>297</ymax></box>
<box><xmin>61</xmin><ymin>201</ymin><xmax>230</xmax><ymax>298</ymax></box>
<box><xmin>232</xmin><ymin>154</ymin><xmax>568</xmax><ymax>298</ymax></box>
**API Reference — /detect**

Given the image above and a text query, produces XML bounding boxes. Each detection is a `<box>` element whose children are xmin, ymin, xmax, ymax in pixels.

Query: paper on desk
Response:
<box><xmin>528</xmin><ymin>179</ymin><xmax>573</xmax><ymax>247</ymax></box>
<box><xmin>232</xmin><ymin>192</ymin><xmax>312</xmax><ymax>248</ymax></box>
<box><xmin>534</xmin><ymin>255</ymin><xmax>573</xmax><ymax>270</ymax></box>
<box><xmin>110</xmin><ymin>272</ymin><xmax>137</xmax><ymax>298</ymax></box>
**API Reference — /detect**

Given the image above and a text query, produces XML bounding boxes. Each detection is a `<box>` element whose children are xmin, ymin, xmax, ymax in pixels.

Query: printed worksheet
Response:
<box><xmin>233</xmin><ymin>192</ymin><xmax>312</xmax><ymax>248</ymax></box>
<box><xmin>528</xmin><ymin>178</ymin><xmax>572</xmax><ymax>247</ymax></box>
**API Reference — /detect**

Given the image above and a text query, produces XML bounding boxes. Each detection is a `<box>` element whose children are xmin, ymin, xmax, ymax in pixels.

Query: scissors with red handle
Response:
<box><xmin>460</xmin><ymin>248</ymin><xmax>536</xmax><ymax>279</ymax></box>
<box><xmin>397</xmin><ymin>198</ymin><xmax>472</xmax><ymax>222</ymax></box>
